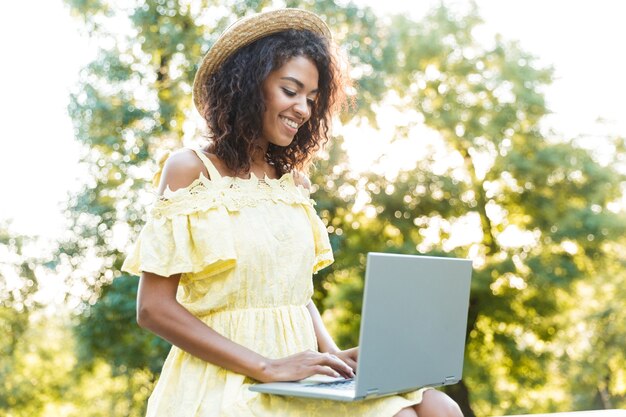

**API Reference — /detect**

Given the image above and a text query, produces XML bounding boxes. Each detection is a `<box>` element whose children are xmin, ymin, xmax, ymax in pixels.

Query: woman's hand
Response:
<box><xmin>259</xmin><ymin>350</ymin><xmax>355</xmax><ymax>382</ymax></box>
<box><xmin>330</xmin><ymin>347</ymin><xmax>358</xmax><ymax>372</ymax></box>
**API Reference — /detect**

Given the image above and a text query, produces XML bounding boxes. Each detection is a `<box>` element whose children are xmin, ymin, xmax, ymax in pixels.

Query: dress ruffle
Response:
<box><xmin>121</xmin><ymin>203</ymin><xmax>238</xmax><ymax>278</ymax></box>
<box><xmin>303</xmin><ymin>204</ymin><xmax>334</xmax><ymax>274</ymax></box>
<box><xmin>121</xmin><ymin>172</ymin><xmax>333</xmax><ymax>278</ymax></box>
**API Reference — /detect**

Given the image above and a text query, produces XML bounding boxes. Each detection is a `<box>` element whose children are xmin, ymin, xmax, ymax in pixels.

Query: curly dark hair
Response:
<box><xmin>201</xmin><ymin>29</ymin><xmax>349</xmax><ymax>176</ymax></box>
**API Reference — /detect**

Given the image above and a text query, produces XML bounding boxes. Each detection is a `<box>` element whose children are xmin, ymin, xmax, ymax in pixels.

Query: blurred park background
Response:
<box><xmin>1</xmin><ymin>0</ymin><xmax>626</xmax><ymax>416</ymax></box>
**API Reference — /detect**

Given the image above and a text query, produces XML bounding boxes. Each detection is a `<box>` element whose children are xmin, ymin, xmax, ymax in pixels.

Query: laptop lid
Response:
<box><xmin>354</xmin><ymin>253</ymin><xmax>472</xmax><ymax>398</ymax></box>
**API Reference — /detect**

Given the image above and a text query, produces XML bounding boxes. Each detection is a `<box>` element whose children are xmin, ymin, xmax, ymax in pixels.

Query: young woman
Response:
<box><xmin>122</xmin><ymin>8</ymin><xmax>464</xmax><ymax>417</ymax></box>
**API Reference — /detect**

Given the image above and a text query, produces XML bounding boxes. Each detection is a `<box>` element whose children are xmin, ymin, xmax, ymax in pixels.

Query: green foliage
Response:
<box><xmin>554</xmin><ymin>245</ymin><xmax>626</xmax><ymax>410</ymax></box>
<box><xmin>0</xmin><ymin>317</ymin><xmax>75</xmax><ymax>417</ymax></box>
<box><xmin>0</xmin><ymin>310</ymin><xmax>153</xmax><ymax>417</ymax></box>
<box><xmin>0</xmin><ymin>224</ymin><xmax>42</xmax><ymax>413</ymax></box>
<box><xmin>0</xmin><ymin>258</ymin><xmax>36</xmax><ymax>339</ymax></box>
<box><xmin>311</xmin><ymin>4</ymin><xmax>626</xmax><ymax>415</ymax></box>
<box><xmin>75</xmin><ymin>275</ymin><xmax>170</xmax><ymax>375</ymax></box>
<box><xmin>0</xmin><ymin>225</ymin><xmax>75</xmax><ymax>416</ymax></box>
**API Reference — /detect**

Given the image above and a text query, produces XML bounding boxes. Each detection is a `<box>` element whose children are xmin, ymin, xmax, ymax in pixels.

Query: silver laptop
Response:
<box><xmin>250</xmin><ymin>252</ymin><xmax>473</xmax><ymax>401</ymax></box>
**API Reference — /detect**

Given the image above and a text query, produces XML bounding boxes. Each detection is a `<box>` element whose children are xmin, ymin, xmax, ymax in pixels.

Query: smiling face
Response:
<box><xmin>260</xmin><ymin>55</ymin><xmax>319</xmax><ymax>149</ymax></box>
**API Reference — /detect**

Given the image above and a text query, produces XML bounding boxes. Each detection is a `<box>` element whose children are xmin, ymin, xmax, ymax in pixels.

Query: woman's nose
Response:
<box><xmin>293</xmin><ymin>95</ymin><xmax>311</xmax><ymax>120</ymax></box>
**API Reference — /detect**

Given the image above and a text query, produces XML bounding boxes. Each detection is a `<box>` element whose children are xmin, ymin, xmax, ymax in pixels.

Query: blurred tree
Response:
<box><xmin>311</xmin><ymin>6</ymin><xmax>626</xmax><ymax>416</ymax></box>
<box><xmin>75</xmin><ymin>274</ymin><xmax>170</xmax><ymax>376</ymax></box>
<box><xmin>0</xmin><ymin>227</ymin><xmax>83</xmax><ymax>416</ymax></box>
<box><xmin>0</xmin><ymin>224</ymin><xmax>43</xmax><ymax>414</ymax></box>
<box><xmin>62</xmin><ymin>0</ymin><xmax>211</xmax><ymax>382</ymax></box>
<box><xmin>61</xmin><ymin>0</ymin><xmax>626</xmax><ymax>416</ymax></box>
<box><xmin>0</xmin><ymin>220</ymin><xmax>154</xmax><ymax>416</ymax></box>
<box><xmin>554</xmin><ymin>241</ymin><xmax>626</xmax><ymax>410</ymax></box>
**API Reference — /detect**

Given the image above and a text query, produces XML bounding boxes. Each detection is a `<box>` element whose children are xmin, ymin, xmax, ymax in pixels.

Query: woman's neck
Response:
<box><xmin>249</xmin><ymin>145</ymin><xmax>281</xmax><ymax>179</ymax></box>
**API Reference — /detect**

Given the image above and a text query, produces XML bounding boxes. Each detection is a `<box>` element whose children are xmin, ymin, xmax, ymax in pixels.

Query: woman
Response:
<box><xmin>122</xmin><ymin>8</ymin><xmax>463</xmax><ymax>417</ymax></box>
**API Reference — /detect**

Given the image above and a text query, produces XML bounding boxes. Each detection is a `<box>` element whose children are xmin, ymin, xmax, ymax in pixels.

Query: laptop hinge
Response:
<box><xmin>444</xmin><ymin>376</ymin><xmax>458</xmax><ymax>384</ymax></box>
<box><xmin>365</xmin><ymin>388</ymin><xmax>379</xmax><ymax>398</ymax></box>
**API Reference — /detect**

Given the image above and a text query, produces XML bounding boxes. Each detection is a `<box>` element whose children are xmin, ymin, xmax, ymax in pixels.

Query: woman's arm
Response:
<box><xmin>306</xmin><ymin>300</ymin><xmax>340</xmax><ymax>353</ymax></box>
<box><xmin>306</xmin><ymin>300</ymin><xmax>358</xmax><ymax>372</ymax></box>
<box><xmin>138</xmin><ymin>271</ymin><xmax>266</xmax><ymax>377</ymax></box>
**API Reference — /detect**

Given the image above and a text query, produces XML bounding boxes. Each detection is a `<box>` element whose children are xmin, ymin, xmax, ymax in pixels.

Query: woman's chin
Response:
<box><xmin>270</xmin><ymin>137</ymin><xmax>296</xmax><ymax>148</ymax></box>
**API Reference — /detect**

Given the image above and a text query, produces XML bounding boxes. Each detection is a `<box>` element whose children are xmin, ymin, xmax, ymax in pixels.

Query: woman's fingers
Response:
<box><xmin>313</xmin><ymin>364</ymin><xmax>340</xmax><ymax>377</ymax></box>
<box><xmin>319</xmin><ymin>352</ymin><xmax>354</xmax><ymax>378</ymax></box>
<box><xmin>265</xmin><ymin>350</ymin><xmax>356</xmax><ymax>382</ymax></box>
<box><xmin>344</xmin><ymin>357</ymin><xmax>357</xmax><ymax>371</ymax></box>
<box><xmin>346</xmin><ymin>346</ymin><xmax>359</xmax><ymax>360</ymax></box>
<box><xmin>331</xmin><ymin>348</ymin><xmax>358</xmax><ymax>373</ymax></box>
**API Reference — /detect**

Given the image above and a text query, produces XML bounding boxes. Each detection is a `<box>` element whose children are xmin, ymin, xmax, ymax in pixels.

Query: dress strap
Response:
<box><xmin>192</xmin><ymin>149</ymin><xmax>222</xmax><ymax>180</ymax></box>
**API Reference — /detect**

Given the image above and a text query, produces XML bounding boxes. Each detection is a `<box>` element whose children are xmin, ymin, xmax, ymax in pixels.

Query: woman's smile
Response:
<box><xmin>280</xmin><ymin>116</ymin><xmax>300</xmax><ymax>130</ymax></box>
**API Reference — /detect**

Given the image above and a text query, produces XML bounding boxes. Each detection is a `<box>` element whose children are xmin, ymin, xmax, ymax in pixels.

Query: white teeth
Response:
<box><xmin>280</xmin><ymin>116</ymin><xmax>298</xmax><ymax>129</ymax></box>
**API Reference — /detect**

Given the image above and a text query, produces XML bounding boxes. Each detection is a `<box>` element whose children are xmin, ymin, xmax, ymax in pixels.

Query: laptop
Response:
<box><xmin>250</xmin><ymin>252</ymin><xmax>473</xmax><ymax>401</ymax></box>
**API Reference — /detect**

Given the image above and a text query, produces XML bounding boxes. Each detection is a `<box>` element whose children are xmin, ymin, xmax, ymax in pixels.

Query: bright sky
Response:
<box><xmin>1</xmin><ymin>0</ymin><xmax>625</xmax><ymax>241</ymax></box>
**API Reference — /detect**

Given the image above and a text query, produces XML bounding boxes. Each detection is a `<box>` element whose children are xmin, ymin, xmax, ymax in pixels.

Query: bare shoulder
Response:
<box><xmin>293</xmin><ymin>171</ymin><xmax>311</xmax><ymax>191</ymax></box>
<box><xmin>157</xmin><ymin>149</ymin><xmax>207</xmax><ymax>195</ymax></box>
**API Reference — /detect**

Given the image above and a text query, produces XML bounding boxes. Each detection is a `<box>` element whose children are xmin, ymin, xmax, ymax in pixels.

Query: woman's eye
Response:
<box><xmin>282</xmin><ymin>87</ymin><xmax>315</xmax><ymax>107</ymax></box>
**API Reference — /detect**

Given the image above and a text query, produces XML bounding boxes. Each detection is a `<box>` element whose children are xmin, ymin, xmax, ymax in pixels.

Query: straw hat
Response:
<box><xmin>192</xmin><ymin>8</ymin><xmax>332</xmax><ymax>117</ymax></box>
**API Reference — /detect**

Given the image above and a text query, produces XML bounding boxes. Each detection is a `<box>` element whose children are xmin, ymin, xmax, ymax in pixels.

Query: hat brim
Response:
<box><xmin>192</xmin><ymin>8</ymin><xmax>332</xmax><ymax>117</ymax></box>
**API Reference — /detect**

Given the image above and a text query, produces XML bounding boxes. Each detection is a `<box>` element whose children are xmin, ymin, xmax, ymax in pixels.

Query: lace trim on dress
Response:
<box><xmin>151</xmin><ymin>172</ymin><xmax>314</xmax><ymax>219</ymax></box>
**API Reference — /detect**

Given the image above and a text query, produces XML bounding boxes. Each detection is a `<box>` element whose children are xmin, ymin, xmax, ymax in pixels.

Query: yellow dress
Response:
<box><xmin>122</xmin><ymin>149</ymin><xmax>426</xmax><ymax>416</ymax></box>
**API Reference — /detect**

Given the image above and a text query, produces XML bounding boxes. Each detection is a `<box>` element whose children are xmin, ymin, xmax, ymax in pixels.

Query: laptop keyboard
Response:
<box><xmin>313</xmin><ymin>378</ymin><xmax>355</xmax><ymax>390</ymax></box>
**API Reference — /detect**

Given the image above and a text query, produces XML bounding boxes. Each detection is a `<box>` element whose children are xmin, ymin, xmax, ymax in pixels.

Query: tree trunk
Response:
<box><xmin>597</xmin><ymin>375</ymin><xmax>613</xmax><ymax>409</ymax></box>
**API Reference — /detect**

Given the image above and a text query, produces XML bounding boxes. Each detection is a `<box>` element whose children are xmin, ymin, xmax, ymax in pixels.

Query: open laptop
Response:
<box><xmin>250</xmin><ymin>252</ymin><xmax>473</xmax><ymax>401</ymax></box>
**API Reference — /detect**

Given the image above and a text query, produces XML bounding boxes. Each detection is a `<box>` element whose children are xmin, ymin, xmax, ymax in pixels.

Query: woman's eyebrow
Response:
<box><xmin>280</xmin><ymin>76</ymin><xmax>318</xmax><ymax>93</ymax></box>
